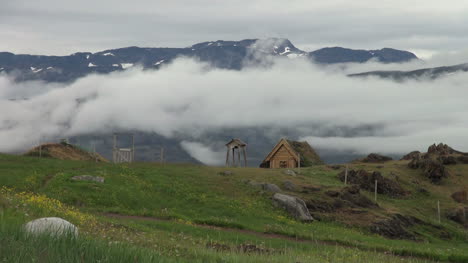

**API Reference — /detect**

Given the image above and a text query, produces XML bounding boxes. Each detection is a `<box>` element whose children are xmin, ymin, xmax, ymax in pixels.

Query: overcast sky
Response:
<box><xmin>1</xmin><ymin>0</ymin><xmax>468</xmax><ymax>57</ymax></box>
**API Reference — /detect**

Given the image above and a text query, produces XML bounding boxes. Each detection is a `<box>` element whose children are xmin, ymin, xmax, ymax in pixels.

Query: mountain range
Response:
<box><xmin>0</xmin><ymin>38</ymin><xmax>419</xmax><ymax>83</ymax></box>
<box><xmin>349</xmin><ymin>63</ymin><xmax>468</xmax><ymax>80</ymax></box>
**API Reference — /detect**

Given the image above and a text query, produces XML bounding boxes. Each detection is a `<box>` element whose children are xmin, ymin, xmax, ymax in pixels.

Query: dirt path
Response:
<box><xmin>103</xmin><ymin>213</ymin><xmax>434</xmax><ymax>262</ymax></box>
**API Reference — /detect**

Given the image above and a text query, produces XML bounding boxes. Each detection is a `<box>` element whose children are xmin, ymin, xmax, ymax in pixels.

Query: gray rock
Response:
<box><xmin>262</xmin><ymin>183</ymin><xmax>281</xmax><ymax>193</ymax></box>
<box><xmin>283</xmin><ymin>169</ymin><xmax>297</xmax><ymax>176</ymax></box>
<box><xmin>283</xmin><ymin>180</ymin><xmax>297</xmax><ymax>191</ymax></box>
<box><xmin>247</xmin><ymin>180</ymin><xmax>263</xmax><ymax>188</ymax></box>
<box><xmin>272</xmin><ymin>193</ymin><xmax>314</xmax><ymax>222</ymax></box>
<box><xmin>218</xmin><ymin>171</ymin><xmax>233</xmax><ymax>176</ymax></box>
<box><xmin>24</xmin><ymin>217</ymin><xmax>78</xmax><ymax>237</ymax></box>
<box><xmin>71</xmin><ymin>175</ymin><xmax>104</xmax><ymax>183</ymax></box>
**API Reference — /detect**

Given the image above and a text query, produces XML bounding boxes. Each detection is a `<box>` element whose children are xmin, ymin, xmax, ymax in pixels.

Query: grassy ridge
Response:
<box><xmin>1</xmin><ymin>153</ymin><xmax>467</xmax><ymax>262</ymax></box>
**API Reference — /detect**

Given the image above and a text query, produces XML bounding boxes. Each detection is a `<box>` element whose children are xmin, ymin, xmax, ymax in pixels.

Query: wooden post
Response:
<box><xmin>437</xmin><ymin>200</ymin><xmax>441</xmax><ymax>224</ymax></box>
<box><xmin>242</xmin><ymin>147</ymin><xmax>247</xmax><ymax>167</ymax></box>
<box><xmin>113</xmin><ymin>134</ymin><xmax>117</xmax><ymax>164</ymax></box>
<box><xmin>344</xmin><ymin>165</ymin><xmax>348</xmax><ymax>185</ymax></box>
<box><xmin>131</xmin><ymin>134</ymin><xmax>135</xmax><ymax>163</ymax></box>
<box><xmin>237</xmin><ymin>148</ymin><xmax>241</xmax><ymax>167</ymax></box>
<box><xmin>232</xmin><ymin>148</ymin><xmax>235</xmax><ymax>167</ymax></box>
<box><xmin>298</xmin><ymin>153</ymin><xmax>301</xmax><ymax>174</ymax></box>
<box><xmin>374</xmin><ymin>180</ymin><xmax>378</xmax><ymax>202</ymax></box>
<box><xmin>160</xmin><ymin>147</ymin><xmax>164</xmax><ymax>164</ymax></box>
<box><xmin>225</xmin><ymin>148</ymin><xmax>230</xmax><ymax>167</ymax></box>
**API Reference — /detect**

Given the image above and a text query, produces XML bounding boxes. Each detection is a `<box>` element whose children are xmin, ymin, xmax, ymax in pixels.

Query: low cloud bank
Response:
<box><xmin>180</xmin><ymin>141</ymin><xmax>225</xmax><ymax>166</ymax></box>
<box><xmin>1</xmin><ymin>57</ymin><xmax>468</xmax><ymax>163</ymax></box>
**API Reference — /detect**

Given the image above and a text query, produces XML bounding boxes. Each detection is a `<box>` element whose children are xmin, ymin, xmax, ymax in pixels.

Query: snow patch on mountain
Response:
<box><xmin>103</xmin><ymin>52</ymin><xmax>115</xmax><ymax>56</ymax></box>
<box><xmin>30</xmin><ymin>67</ymin><xmax>43</xmax><ymax>73</ymax></box>
<box><xmin>121</xmin><ymin>63</ymin><xmax>134</xmax><ymax>69</ymax></box>
<box><xmin>154</xmin><ymin>60</ymin><xmax>165</xmax><ymax>66</ymax></box>
<box><xmin>280</xmin><ymin>47</ymin><xmax>291</xmax><ymax>55</ymax></box>
<box><xmin>88</xmin><ymin>63</ymin><xmax>97</xmax><ymax>67</ymax></box>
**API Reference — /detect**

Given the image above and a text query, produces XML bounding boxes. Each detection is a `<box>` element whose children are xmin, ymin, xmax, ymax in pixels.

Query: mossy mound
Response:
<box><xmin>24</xmin><ymin>142</ymin><xmax>108</xmax><ymax>162</ymax></box>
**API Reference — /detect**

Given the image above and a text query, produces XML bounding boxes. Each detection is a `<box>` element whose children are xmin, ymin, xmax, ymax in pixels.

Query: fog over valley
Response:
<box><xmin>2</xmin><ymin>55</ymin><xmax>468</xmax><ymax>165</ymax></box>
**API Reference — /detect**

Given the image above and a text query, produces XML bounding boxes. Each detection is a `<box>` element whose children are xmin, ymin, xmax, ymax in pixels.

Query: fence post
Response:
<box><xmin>93</xmin><ymin>144</ymin><xmax>97</xmax><ymax>163</ymax></box>
<box><xmin>344</xmin><ymin>165</ymin><xmax>348</xmax><ymax>185</ymax></box>
<box><xmin>374</xmin><ymin>180</ymin><xmax>378</xmax><ymax>202</ymax></box>
<box><xmin>437</xmin><ymin>200</ymin><xmax>441</xmax><ymax>224</ymax></box>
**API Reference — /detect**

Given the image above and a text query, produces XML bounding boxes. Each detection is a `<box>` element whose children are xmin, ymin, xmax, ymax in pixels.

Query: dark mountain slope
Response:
<box><xmin>349</xmin><ymin>63</ymin><xmax>468</xmax><ymax>80</ymax></box>
<box><xmin>0</xmin><ymin>39</ymin><xmax>417</xmax><ymax>83</ymax></box>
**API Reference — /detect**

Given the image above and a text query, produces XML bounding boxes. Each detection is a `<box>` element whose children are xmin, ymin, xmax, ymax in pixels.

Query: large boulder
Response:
<box><xmin>262</xmin><ymin>183</ymin><xmax>281</xmax><ymax>193</ymax></box>
<box><xmin>283</xmin><ymin>180</ymin><xmax>298</xmax><ymax>192</ymax></box>
<box><xmin>246</xmin><ymin>181</ymin><xmax>281</xmax><ymax>193</ymax></box>
<box><xmin>24</xmin><ymin>217</ymin><xmax>78</xmax><ymax>237</ymax></box>
<box><xmin>272</xmin><ymin>193</ymin><xmax>314</xmax><ymax>222</ymax></box>
<box><xmin>71</xmin><ymin>175</ymin><xmax>104</xmax><ymax>183</ymax></box>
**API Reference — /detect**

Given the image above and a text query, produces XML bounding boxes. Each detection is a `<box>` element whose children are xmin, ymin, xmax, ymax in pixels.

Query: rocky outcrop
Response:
<box><xmin>422</xmin><ymin>160</ymin><xmax>449</xmax><ymax>184</ymax></box>
<box><xmin>457</xmin><ymin>156</ymin><xmax>468</xmax><ymax>164</ymax></box>
<box><xmin>24</xmin><ymin>217</ymin><xmax>78</xmax><ymax>237</ymax></box>
<box><xmin>406</xmin><ymin>143</ymin><xmax>461</xmax><ymax>183</ymax></box>
<box><xmin>360</xmin><ymin>153</ymin><xmax>393</xmax><ymax>163</ymax></box>
<box><xmin>338</xmin><ymin>169</ymin><xmax>408</xmax><ymax>197</ymax></box>
<box><xmin>451</xmin><ymin>190</ymin><xmax>467</xmax><ymax>203</ymax></box>
<box><xmin>400</xmin><ymin>151</ymin><xmax>421</xmax><ymax>160</ymax></box>
<box><xmin>370</xmin><ymin>214</ymin><xmax>420</xmax><ymax>240</ymax></box>
<box><xmin>272</xmin><ymin>193</ymin><xmax>314</xmax><ymax>222</ymax></box>
<box><xmin>307</xmin><ymin>185</ymin><xmax>376</xmax><ymax>212</ymax></box>
<box><xmin>427</xmin><ymin>143</ymin><xmax>460</xmax><ymax>155</ymax></box>
<box><xmin>447</xmin><ymin>207</ymin><xmax>467</xmax><ymax>226</ymax></box>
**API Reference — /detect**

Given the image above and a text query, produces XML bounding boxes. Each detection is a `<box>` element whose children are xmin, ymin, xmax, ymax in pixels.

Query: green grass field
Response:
<box><xmin>1</xmin><ymin>153</ymin><xmax>467</xmax><ymax>262</ymax></box>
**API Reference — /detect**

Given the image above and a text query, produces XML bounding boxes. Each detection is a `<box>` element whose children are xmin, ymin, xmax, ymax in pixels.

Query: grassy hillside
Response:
<box><xmin>1</xmin><ymin>153</ymin><xmax>467</xmax><ymax>262</ymax></box>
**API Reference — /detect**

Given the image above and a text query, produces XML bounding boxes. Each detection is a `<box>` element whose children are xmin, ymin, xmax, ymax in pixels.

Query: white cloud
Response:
<box><xmin>1</xmin><ymin>57</ymin><xmax>468</xmax><ymax>158</ymax></box>
<box><xmin>180</xmin><ymin>141</ymin><xmax>225</xmax><ymax>165</ymax></box>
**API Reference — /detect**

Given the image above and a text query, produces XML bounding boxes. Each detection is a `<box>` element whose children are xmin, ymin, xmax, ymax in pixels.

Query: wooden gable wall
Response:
<box><xmin>269</xmin><ymin>145</ymin><xmax>298</xmax><ymax>168</ymax></box>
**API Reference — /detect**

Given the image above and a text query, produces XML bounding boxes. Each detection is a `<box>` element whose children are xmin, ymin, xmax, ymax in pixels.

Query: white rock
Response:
<box><xmin>24</xmin><ymin>217</ymin><xmax>78</xmax><ymax>237</ymax></box>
